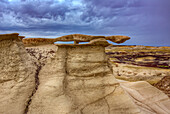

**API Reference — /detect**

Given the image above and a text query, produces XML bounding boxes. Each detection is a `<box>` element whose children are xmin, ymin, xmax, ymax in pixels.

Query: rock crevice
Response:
<box><xmin>24</xmin><ymin>64</ymin><xmax>42</xmax><ymax>114</ymax></box>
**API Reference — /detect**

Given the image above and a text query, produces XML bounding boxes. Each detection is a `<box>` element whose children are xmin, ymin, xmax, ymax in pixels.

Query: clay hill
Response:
<box><xmin>0</xmin><ymin>33</ymin><xmax>170</xmax><ymax>114</ymax></box>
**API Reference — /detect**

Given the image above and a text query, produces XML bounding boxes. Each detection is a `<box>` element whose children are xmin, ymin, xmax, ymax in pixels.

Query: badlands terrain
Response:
<box><xmin>0</xmin><ymin>33</ymin><xmax>170</xmax><ymax>114</ymax></box>
<box><xmin>106</xmin><ymin>45</ymin><xmax>170</xmax><ymax>97</ymax></box>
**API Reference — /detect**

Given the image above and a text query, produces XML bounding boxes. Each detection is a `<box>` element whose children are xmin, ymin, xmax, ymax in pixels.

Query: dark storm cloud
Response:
<box><xmin>81</xmin><ymin>0</ymin><xmax>143</xmax><ymax>20</ymax></box>
<box><xmin>0</xmin><ymin>0</ymin><xmax>71</xmax><ymax>20</ymax></box>
<box><xmin>0</xmin><ymin>0</ymin><xmax>170</xmax><ymax>46</ymax></box>
<box><xmin>0</xmin><ymin>0</ymin><xmax>144</xmax><ymax>28</ymax></box>
<box><xmin>0</xmin><ymin>0</ymin><xmax>86</xmax><ymax>32</ymax></box>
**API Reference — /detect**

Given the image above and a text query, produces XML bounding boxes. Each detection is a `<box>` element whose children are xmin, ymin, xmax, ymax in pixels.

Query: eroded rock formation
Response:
<box><xmin>28</xmin><ymin>44</ymin><xmax>142</xmax><ymax>114</ymax></box>
<box><xmin>54</xmin><ymin>34</ymin><xmax>130</xmax><ymax>44</ymax></box>
<box><xmin>0</xmin><ymin>33</ymin><xmax>36</xmax><ymax>114</ymax></box>
<box><xmin>1</xmin><ymin>33</ymin><xmax>169</xmax><ymax>114</ymax></box>
<box><xmin>22</xmin><ymin>34</ymin><xmax>130</xmax><ymax>46</ymax></box>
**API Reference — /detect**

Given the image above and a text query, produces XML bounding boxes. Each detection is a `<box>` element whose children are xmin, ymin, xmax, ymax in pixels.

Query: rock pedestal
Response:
<box><xmin>0</xmin><ymin>33</ymin><xmax>36</xmax><ymax>114</ymax></box>
<box><xmin>28</xmin><ymin>45</ymin><xmax>142</xmax><ymax>114</ymax></box>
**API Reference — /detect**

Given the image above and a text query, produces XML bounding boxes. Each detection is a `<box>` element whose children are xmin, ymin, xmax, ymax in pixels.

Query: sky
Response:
<box><xmin>0</xmin><ymin>0</ymin><xmax>170</xmax><ymax>46</ymax></box>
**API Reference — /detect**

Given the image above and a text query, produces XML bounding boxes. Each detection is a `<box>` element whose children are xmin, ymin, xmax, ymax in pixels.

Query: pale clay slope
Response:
<box><xmin>118</xmin><ymin>80</ymin><xmax>170</xmax><ymax>114</ymax></box>
<box><xmin>28</xmin><ymin>46</ymin><xmax>142</xmax><ymax>114</ymax></box>
<box><xmin>0</xmin><ymin>36</ymin><xmax>36</xmax><ymax>114</ymax></box>
<box><xmin>112</xmin><ymin>63</ymin><xmax>170</xmax><ymax>83</ymax></box>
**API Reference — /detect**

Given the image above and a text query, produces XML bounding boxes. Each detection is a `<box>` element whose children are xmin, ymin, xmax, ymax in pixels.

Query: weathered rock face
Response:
<box><xmin>119</xmin><ymin>80</ymin><xmax>170</xmax><ymax>114</ymax></box>
<box><xmin>28</xmin><ymin>45</ymin><xmax>142</xmax><ymax>114</ymax></box>
<box><xmin>0</xmin><ymin>33</ymin><xmax>36</xmax><ymax>114</ymax></box>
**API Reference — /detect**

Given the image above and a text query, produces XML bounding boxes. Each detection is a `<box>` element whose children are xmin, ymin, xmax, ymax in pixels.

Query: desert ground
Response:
<box><xmin>106</xmin><ymin>45</ymin><xmax>170</xmax><ymax>97</ymax></box>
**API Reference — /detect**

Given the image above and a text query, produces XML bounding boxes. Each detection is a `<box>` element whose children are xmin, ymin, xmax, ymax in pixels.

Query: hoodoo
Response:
<box><xmin>26</xmin><ymin>35</ymin><xmax>142</xmax><ymax>114</ymax></box>
<box><xmin>0</xmin><ymin>33</ymin><xmax>36</xmax><ymax>114</ymax></box>
<box><xmin>1</xmin><ymin>33</ymin><xmax>169</xmax><ymax>114</ymax></box>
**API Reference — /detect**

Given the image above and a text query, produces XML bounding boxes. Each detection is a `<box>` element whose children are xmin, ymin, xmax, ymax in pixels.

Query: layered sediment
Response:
<box><xmin>106</xmin><ymin>45</ymin><xmax>170</xmax><ymax>69</ymax></box>
<box><xmin>106</xmin><ymin>45</ymin><xmax>170</xmax><ymax>86</ymax></box>
<box><xmin>0</xmin><ymin>33</ymin><xmax>36</xmax><ymax>114</ymax></box>
<box><xmin>28</xmin><ymin>44</ymin><xmax>142</xmax><ymax>114</ymax></box>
